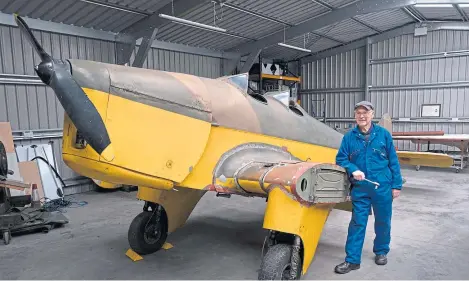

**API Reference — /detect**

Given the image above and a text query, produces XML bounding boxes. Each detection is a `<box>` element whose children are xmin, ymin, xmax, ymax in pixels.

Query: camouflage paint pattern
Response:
<box><xmin>69</xmin><ymin>59</ymin><xmax>344</xmax><ymax>150</ymax></box>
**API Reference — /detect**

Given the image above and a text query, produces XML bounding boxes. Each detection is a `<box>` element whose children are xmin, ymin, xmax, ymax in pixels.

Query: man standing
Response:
<box><xmin>334</xmin><ymin>101</ymin><xmax>403</xmax><ymax>274</ymax></box>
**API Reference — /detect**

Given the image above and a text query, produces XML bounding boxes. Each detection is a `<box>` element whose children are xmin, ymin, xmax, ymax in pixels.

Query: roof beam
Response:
<box><xmin>79</xmin><ymin>0</ymin><xmax>151</xmax><ymax>16</ymax></box>
<box><xmin>311</xmin><ymin>31</ymin><xmax>346</xmax><ymax>44</ymax></box>
<box><xmin>454</xmin><ymin>4</ymin><xmax>469</xmax><ymax>21</ymax></box>
<box><xmin>120</xmin><ymin>0</ymin><xmax>210</xmax><ymax>39</ymax></box>
<box><xmin>352</xmin><ymin>17</ymin><xmax>382</xmax><ymax>33</ymax></box>
<box><xmin>218</xmin><ymin>0</ymin><xmax>347</xmax><ymax>47</ymax></box>
<box><xmin>406</xmin><ymin>5</ymin><xmax>427</xmax><ymax>21</ymax></box>
<box><xmin>214</xmin><ymin>0</ymin><xmax>291</xmax><ymax>26</ymax></box>
<box><xmin>312</xmin><ymin>0</ymin><xmax>382</xmax><ymax>33</ymax></box>
<box><xmin>0</xmin><ymin>11</ymin><xmax>118</xmax><ymax>41</ymax></box>
<box><xmin>402</xmin><ymin>6</ymin><xmax>424</xmax><ymax>22</ymax></box>
<box><xmin>226</xmin><ymin>0</ymin><xmax>417</xmax><ymax>55</ymax></box>
<box><xmin>300</xmin><ymin>21</ymin><xmax>469</xmax><ymax>64</ymax></box>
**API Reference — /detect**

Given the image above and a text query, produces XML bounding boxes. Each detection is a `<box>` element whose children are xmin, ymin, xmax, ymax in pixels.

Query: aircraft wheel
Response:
<box><xmin>128</xmin><ymin>206</ymin><xmax>168</xmax><ymax>255</ymax></box>
<box><xmin>258</xmin><ymin>243</ymin><xmax>302</xmax><ymax>280</ymax></box>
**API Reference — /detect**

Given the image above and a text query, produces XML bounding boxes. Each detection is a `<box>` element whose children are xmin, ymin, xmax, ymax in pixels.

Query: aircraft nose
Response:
<box><xmin>14</xmin><ymin>14</ymin><xmax>113</xmax><ymax>160</ymax></box>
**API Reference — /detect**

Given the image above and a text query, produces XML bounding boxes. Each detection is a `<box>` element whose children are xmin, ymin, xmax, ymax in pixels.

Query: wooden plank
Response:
<box><xmin>0</xmin><ymin>179</ymin><xmax>31</xmax><ymax>191</ymax></box>
<box><xmin>19</xmin><ymin>161</ymin><xmax>45</xmax><ymax>201</ymax></box>
<box><xmin>0</xmin><ymin>122</ymin><xmax>14</xmax><ymax>153</ymax></box>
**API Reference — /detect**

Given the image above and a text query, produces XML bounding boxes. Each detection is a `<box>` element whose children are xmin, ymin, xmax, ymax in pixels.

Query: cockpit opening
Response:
<box><xmin>249</xmin><ymin>93</ymin><xmax>268</xmax><ymax>104</ymax></box>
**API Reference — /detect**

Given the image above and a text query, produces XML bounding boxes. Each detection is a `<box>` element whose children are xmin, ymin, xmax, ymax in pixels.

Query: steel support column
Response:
<box><xmin>364</xmin><ymin>38</ymin><xmax>371</xmax><ymax>101</ymax></box>
<box><xmin>132</xmin><ymin>28</ymin><xmax>158</xmax><ymax>68</ymax></box>
<box><xmin>240</xmin><ymin>49</ymin><xmax>262</xmax><ymax>73</ymax></box>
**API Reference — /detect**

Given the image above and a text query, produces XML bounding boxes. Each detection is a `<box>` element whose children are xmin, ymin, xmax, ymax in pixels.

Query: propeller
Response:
<box><xmin>14</xmin><ymin>14</ymin><xmax>114</xmax><ymax>161</ymax></box>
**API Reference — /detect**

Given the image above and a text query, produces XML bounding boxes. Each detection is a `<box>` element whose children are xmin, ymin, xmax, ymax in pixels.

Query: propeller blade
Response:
<box><xmin>13</xmin><ymin>14</ymin><xmax>114</xmax><ymax>161</ymax></box>
<box><xmin>14</xmin><ymin>14</ymin><xmax>51</xmax><ymax>63</ymax></box>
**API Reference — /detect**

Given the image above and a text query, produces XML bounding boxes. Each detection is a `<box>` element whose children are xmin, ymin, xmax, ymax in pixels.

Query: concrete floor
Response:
<box><xmin>1</xmin><ymin>165</ymin><xmax>469</xmax><ymax>279</ymax></box>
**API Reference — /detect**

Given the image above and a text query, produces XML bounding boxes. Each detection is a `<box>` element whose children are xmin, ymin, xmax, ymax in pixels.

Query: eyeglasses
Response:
<box><xmin>354</xmin><ymin>111</ymin><xmax>372</xmax><ymax>116</ymax></box>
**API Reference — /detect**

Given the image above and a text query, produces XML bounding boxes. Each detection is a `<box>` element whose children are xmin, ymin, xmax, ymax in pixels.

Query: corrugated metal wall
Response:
<box><xmin>0</xmin><ymin>24</ymin><xmax>116</xmax><ymax>182</ymax></box>
<box><xmin>300</xmin><ymin>48</ymin><xmax>365</xmax><ymax>119</ymax></box>
<box><xmin>301</xmin><ymin>29</ymin><xmax>469</xmax><ymax>152</ymax></box>
<box><xmin>0</xmin><ymin>23</ymin><xmax>222</xmax><ymax>185</ymax></box>
<box><xmin>136</xmin><ymin>48</ymin><xmax>222</xmax><ymax>78</ymax></box>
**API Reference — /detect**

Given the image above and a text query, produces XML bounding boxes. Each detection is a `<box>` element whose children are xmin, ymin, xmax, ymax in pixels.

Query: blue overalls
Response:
<box><xmin>335</xmin><ymin>123</ymin><xmax>403</xmax><ymax>264</ymax></box>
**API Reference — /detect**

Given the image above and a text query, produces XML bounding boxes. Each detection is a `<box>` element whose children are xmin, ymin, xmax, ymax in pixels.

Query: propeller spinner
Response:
<box><xmin>14</xmin><ymin>14</ymin><xmax>114</xmax><ymax>161</ymax></box>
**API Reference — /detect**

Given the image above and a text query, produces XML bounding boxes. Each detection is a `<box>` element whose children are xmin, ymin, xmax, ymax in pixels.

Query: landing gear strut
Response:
<box><xmin>128</xmin><ymin>202</ymin><xmax>168</xmax><ymax>255</ymax></box>
<box><xmin>258</xmin><ymin>231</ymin><xmax>303</xmax><ymax>280</ymax></box>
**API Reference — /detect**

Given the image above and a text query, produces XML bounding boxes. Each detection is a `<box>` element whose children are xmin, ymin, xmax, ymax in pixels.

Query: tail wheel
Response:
<box><xmin>128</xmin><ymin>205</ymin><xmax>168</xmax><ymax>255</ymax></box>
<box><xmin>258</xmin><ymin>243</ymin><xmax>303</xmax><ymax>280</ymax></box>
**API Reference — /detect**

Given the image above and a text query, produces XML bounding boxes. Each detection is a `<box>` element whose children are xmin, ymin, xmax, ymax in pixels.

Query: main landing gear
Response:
<box><xmin>128</xmin><ymin>202</ymin><xmax>168</xmax><ymax>255</ymax></box>
<box><xmin>127</xmin><ymin>201</ymin><xmax>304</xmax><ymax>280</ymax></box>
<box><xmin>258</xmin><ymin>231</ymin><xmax>304</xmax><ymax>280</ymax></box>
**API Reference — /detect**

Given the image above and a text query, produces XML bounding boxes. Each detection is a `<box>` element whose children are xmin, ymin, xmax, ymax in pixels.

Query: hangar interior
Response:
<box><xmin>1</xmin><ymin>0</ymin><xmax>469</xmax><ymax>280</ymax></box>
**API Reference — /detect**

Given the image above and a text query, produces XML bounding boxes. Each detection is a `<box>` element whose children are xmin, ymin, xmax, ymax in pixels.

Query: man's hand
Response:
<box><xmin>392</xmin><ymin>189</ymin><xmax>401</xmax><ymax>199</ymax></box>
<box><xmin>352</xmin><ymin>170</ymin><xmax>365</xmax><ymax>181</ymax></box>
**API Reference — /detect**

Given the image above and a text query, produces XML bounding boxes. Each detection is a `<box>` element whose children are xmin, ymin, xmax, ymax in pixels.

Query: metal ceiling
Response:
<box><xmin>1</xmin><ymin>0</ymin><xmax>469</xmax><ymax>61</ymax></box>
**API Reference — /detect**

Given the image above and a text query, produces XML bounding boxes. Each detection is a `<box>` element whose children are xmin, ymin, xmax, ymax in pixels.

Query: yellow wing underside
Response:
<box><xmin>397</xmin><ymin>151</ymin><xmax>454</xmax><ymax>168</ymax></box>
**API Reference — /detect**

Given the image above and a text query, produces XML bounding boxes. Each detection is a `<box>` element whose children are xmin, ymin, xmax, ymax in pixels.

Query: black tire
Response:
<box><xmin>128</xmin><ymin>209</ymin><xmax>168</xmax><ymax>255</ymax></box>
<box><xmin>258</xmin><ymin>243</ymin><xmax>302</xmax><ymax>280</ymax></box>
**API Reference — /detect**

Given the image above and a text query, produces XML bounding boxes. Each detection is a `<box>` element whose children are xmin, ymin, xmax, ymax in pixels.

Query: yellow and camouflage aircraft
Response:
<box><xmin>14</xmin><ymin>14</ymin><xmax>454</xmax><ymax>280</ymax></box>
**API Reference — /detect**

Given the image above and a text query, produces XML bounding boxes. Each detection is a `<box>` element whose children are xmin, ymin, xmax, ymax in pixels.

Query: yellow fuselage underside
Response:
<box><xmin>62</xmin><ymin>88</ymin><xmax>340</xmax><ymax>275</ymax></box>
<box><xmin>62</xmin><ymin>88</ymin><xmax>339</xmax><ymax>192</ymax></box>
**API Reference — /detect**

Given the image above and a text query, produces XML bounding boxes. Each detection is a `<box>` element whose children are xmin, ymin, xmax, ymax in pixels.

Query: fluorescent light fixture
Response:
<box><xmin>159</xmin><ymin>14</ymin><xmax>227</xmax><ymax>32</ymax></box>
<box><xmin>278</xmin><ymin>43</ymin><xmax>311</xmax><ymax>53</ymax></box>
<box><xmin>460</xmin><ymin>4</ymin><xmax>469</xmax><ymax>7</ymax></box>
<box><xmin>174</xmin><ymin>22</ymin><xmax>251</xmax><ymax>40</ymax></box>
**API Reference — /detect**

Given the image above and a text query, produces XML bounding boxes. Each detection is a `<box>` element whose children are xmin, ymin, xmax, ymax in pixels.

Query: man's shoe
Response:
<box><xmin>375</xmin><ymin>255</ymin><xmax>387</xmax><ymax>265</ymax></box>
<box><xmin>334</xmin><ymin>262</ymin><xmax>360</xmax><ymax>274</ymax></box>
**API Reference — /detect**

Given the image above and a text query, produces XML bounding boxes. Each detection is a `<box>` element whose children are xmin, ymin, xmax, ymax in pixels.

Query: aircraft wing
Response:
<box><xmin>379</xmin><ymin>113</ymin><xmax>457</xmax><ymax>168</ymax></box>
<box><xmin>393</xmin><ymin>134</ymin><xmax>469</xmax><ymax>151</ymax></box>
<box><xmin>396</xmin><ymin>151</ymin><xmax>454</xmax><ymax>168</ymax></box>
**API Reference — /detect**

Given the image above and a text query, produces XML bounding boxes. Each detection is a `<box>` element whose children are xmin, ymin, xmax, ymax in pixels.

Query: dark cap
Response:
<box><xmin>354</xmin><ymin>100</ymin><xmax>374</xmax><ymax>111</ymax></box>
